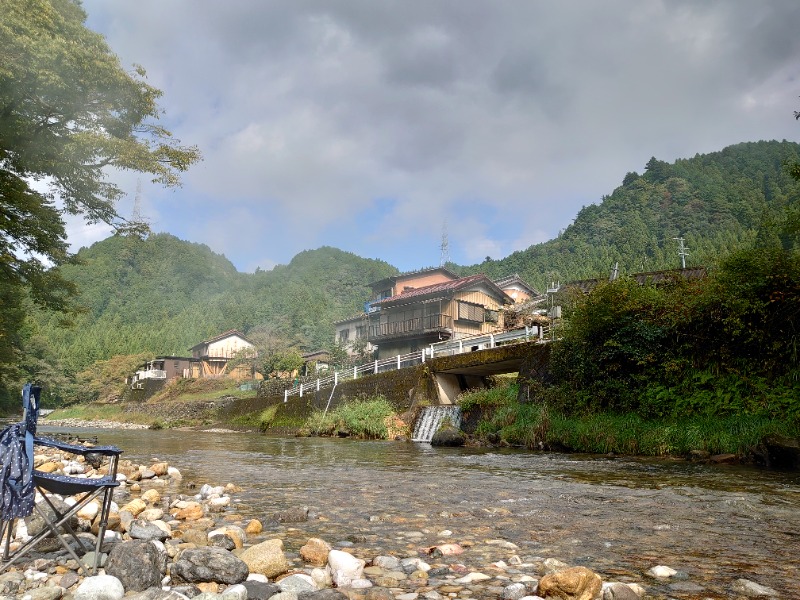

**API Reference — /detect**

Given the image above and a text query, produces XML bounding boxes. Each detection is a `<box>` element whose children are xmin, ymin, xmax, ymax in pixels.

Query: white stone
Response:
<box><xmin>732</xmin><ymin>579</ymin><xmax>779</xmax><ymax>597</ymax></box>
<box><xmin>311</xmin><ymin>567</ymin><xmax>332</xmax><ymax>588</ymax></box>
<box><xmin>647</xmin><ymin>565</ymin><xmax>677</xmax><ymax>578</ymax></box>
<box><xmin>221</xmin><ymin>583</ymin><xmax>249</xmax><ymax>600</ymax></box>
<box><xmin>327</xmin><ymin>549</ymin><xmax>365</xmax><ymax>587</ymax></box>
<box><xmin>396</xmin><ymin>594</ymin><xmax>420</xmax><ymax>600</ymax></box>
<box><xmin>72</xmin><ymin>574</ymin><xmax>125</xmax><ymax>600</ymax></box>
<box><xmin>454</xmin><ymin>572</ymin><xmax>492</xmax><ymax>583</ymax></box>
<box><xmin>487</xmin><ymin>539</ymin><xmax>519</xmax><ymax>549</ymax></box>
<box><xmin>167</xmin><ymin>466</ymin><xmax>182</xmax><ymax>479</ymax></box>
<box><xmin>349</xmin><ymin>578</ymin><xmax>373</xmax><ymax>588</ymax></box>
<box><xmin>438</xmin><ymin>529</ymin><xmax>452</xmax><ymax>536</ymax></box>
<box><xmin>373</xmin><ymin>555</ymin><xmax>401</xmax><ymax>570</ymax></box>
<box><xmin>208</xmin><ymin>496</ymin><xmax>231</xmax><ymax>509</ymax></box>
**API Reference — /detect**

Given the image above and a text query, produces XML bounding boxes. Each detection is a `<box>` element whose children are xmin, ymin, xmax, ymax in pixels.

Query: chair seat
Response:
<box><xmin>34</xmin><ymin>436</ymin><xmax>122</xmax><ymax>457</ymax></box>
<box><xmin>33</xmin><ymin>471</ymin><xmax>119</xmax><ymax>497</ymax></box>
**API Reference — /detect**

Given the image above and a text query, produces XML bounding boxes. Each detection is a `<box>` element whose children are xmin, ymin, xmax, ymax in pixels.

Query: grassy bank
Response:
<box><xmin>461</xmin><ymin>379</ymin><xmax>800</xmax><ymax>458</ymax></box>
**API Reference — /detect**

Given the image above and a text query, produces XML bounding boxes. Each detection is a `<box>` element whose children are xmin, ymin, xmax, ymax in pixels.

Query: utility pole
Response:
<box><xmin>672</xmin><ymin>237</ymin><xmax>689</xmax><ymax>269</ymax></box>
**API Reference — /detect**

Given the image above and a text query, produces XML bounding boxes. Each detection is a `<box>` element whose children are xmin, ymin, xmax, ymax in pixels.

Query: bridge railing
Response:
<box><xmin>283</xmin><ymin>324</ymin><xmax>551</xmax><ymax>402</ymax></box>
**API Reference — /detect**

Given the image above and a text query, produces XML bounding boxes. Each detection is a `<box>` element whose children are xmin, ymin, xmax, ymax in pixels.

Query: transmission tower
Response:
<box><xmin>439</xmin><ymin>220</ymin><xmax>450</xmax><ymax>267</ymax></box>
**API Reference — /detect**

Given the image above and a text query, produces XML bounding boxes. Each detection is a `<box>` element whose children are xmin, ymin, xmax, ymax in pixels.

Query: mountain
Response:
<box><xmin>33</xmin><ymin>236</ymin><xmax>397</xmax><ymax>373</ymax></box>
<box><xmin>29</xmin><ymin>140</ymin><xmax>800</xmax><ymax>376</ymax></box>
<box><xmin>455</xmin><ymin>140</ymin><xmax>800</xmax><ymax>292</ymax></box>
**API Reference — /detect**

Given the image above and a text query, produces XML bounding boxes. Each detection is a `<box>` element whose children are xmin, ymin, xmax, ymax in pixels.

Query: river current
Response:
<box><xmin>40</xmin><ymin>427</ymin><xmax>800</xmax><ymax>598</ymax></box>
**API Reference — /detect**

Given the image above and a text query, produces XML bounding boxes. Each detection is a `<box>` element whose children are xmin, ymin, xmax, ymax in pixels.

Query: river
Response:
<box><xmin>40</xmin><ymin>426</ymin><xmax>800</xmax><ymax>598</ymax></box>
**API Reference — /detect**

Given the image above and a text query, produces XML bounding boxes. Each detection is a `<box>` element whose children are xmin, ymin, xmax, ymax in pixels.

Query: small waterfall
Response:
<box><xmin>412</xmin><ymin>405</ymin><xmax>462</xmax><ymax>443</ymax></box>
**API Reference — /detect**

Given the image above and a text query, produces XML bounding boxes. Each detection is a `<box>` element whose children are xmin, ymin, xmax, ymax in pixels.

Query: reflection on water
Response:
<box><xmin>40</xmin><ymin>427</ymin><xmax>800</xmax><ymax>599</ymax></box>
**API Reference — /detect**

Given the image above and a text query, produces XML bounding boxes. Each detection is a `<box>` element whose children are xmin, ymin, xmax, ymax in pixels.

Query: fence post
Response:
<box><xmin>374</xmin><ymin>360</ymin><xmax>378</xmax><ymax>374</ymax></box>
<box><xmin>316</xmin><ymin>379</ymin><xmax>320</xmax><ymax>391</ymax></box>
<box><xmin>458</xmin><ymin>340</ymin><xmax>463</xmax><ymax>354</ymax></box>
<box><xmin>335</xmin><ymin>371</ymin><xmax>338</xmax><ymax>386</ymax></box>
<box><xmin>353</xmin><ymin>365</ymin><xmax>358</xmax><ymax>380</ymax></box>
<box><xmin>525</xmin><ymin>326</ymin><xmax>529</xmax><ymax>341</ymax></box>
<box><xmin>300</xmin><ymin>383</ymin><xmax>303</xmax><ymax>397</ymax></box>
<box><xmin>490</xmin><ymin>334</ymin><xmax>495</xmax><ymax>348</ymax></box>
<box><xmin>421</xmin><ymin>349</ymin><xmax>425</xmax><ymax>363</ymax></box>
<box><xmin>284</xmin><ymin>389</ymin><xmax>288</xmax><ymax>403</ymax></box>
<box><xmin>397</xmin><ymin>355</ymin><xmax>401</xmax><ymax>370</ymax></box>
<box><xmin>429</xmin><ymin>344</ymin><xmax>435</xmax><ymax>359</ymax></box>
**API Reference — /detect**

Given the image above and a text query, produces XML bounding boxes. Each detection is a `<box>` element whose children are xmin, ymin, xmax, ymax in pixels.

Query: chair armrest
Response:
<box><xmin>34</xmin><ymin>435</ymin><xmax>122</xmax><ymax>456</ymax></box>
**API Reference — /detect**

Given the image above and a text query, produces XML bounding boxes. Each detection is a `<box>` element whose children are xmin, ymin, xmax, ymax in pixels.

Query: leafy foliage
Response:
<box><xmin>0</xmin><ymin>0</ymin><xmax>199</xmax><ymax>405</ymax></box>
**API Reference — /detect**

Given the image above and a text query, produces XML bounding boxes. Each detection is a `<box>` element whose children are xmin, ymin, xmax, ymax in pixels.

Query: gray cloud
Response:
<box><xmin>79</xmin><ymin>0</ymin><xmax>800</xmax><ymax>272</ymax></box>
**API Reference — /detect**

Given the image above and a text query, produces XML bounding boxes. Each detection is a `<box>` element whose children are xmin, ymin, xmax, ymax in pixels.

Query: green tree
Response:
<box><xmin>0</xmin><ymin>0</ymin><xmax>200</xmax><ymax>394</ymax></box>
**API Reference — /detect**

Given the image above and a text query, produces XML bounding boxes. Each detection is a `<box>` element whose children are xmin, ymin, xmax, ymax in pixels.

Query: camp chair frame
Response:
<box><xmin>1</xmin><ymin>385</ymin><xmax>122</xmax><ymax>575</ymax></box>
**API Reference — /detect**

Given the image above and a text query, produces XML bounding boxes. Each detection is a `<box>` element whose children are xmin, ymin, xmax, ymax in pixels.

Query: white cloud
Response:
<box><xmin>77</xmin><ymin>0</ymin><xmax>800</xmax><ymax>272</ymax></box>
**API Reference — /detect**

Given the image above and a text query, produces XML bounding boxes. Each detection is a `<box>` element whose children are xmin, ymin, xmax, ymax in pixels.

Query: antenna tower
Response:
<box><xmin>439</xmin><ymin>220</ymin><xmax>450</xmax><ymax>267</ymax></box>
<box><xmin>672</xmin><ymin>237</ymin><xmax>689</xmax><ymax>269</ymax></box>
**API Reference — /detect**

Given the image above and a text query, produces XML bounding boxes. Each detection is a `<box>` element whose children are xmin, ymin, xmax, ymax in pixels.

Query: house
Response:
<box><xmin>189</xmin><ymin>329</ymin><xmax>257</xmax><ymax>379</ymax></box>
<box><xmin>302</xmin><ymin>350</ymin><xmax>331</xmax><ymax>375</ymax></box>
<box><xmin>333</xmin><ymin>313</ymin><xmax>373</xmax><ymax>357</ymax></box>
<box><xmin>493</xmin><ymin>274</ymin><xmax>541</xmax><ymax>303</ymax></box>
<box><xmin>367</xmin><ymin>273</ymin><xmax>514</xmax><ymax>359</ymax></box>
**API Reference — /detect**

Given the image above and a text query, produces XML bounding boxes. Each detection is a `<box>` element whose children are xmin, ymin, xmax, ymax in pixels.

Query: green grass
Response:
<box><xmin>458</xmin><ymin>382</ymin><xmax>799</xmax><ymax>457</ymax></box>
<box><xmin>305</xmin><ymin>395</ymin><xmax>396</xmax><ymax>439</ymax></box>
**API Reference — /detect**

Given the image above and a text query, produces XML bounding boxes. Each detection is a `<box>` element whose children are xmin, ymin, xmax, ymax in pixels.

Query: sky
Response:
<box><xmin>73</xmin><ymin>0</ymin><xmax>800</xmax><ymax>273</ymax></box>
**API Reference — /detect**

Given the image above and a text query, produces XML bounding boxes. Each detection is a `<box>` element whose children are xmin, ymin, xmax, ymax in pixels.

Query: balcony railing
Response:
<box><xmin>369</xmin><ymin>313</ymin><xmax>453</xmax><ymax>341</ymax></box>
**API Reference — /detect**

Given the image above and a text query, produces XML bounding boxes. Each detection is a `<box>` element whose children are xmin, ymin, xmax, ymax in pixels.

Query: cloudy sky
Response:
<box><xmin>75</xmin><ymin>0</ymin><xmax>800</xmax><ymax>273</ymax></box>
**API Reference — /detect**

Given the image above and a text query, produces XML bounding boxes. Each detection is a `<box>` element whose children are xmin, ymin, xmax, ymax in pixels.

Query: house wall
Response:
<box><xmin>500</xmin><ymin>286</ymin><xmax>533</xmax><ymax>303</ymax></box>
<box><xmin>206</xmin><ymin>335</ymin><xmax>253</xmax><ymax>358</ymax></box>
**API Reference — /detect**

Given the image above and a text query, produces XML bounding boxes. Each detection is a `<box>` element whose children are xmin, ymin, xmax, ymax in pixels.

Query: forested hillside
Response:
<box><xmin>28</xmin><ymin>238</ymin><xmax>396</xmax><ymax>376</ymax></box>
<box><xmin>458</xmin><ymin>141</ymin><xmax>800</xmax><ymax>291</ymax></box>
<box><xmin>9</xmin><ymin>140</ymin><xmax>800</xmax><ymax>407</ymax></box>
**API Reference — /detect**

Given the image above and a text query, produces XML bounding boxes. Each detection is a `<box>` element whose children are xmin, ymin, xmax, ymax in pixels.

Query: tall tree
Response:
<box><xmin>0</xmin><ymin>0</ymin><xmax>200</xmax><ymax>393</ymax></box>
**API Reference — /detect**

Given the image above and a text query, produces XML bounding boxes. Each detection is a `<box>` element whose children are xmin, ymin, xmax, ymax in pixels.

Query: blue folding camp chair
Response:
<box><xmin>1</xmin><ymin>384</ymin><xmax>122</xmax><ymax>575</ymax></box>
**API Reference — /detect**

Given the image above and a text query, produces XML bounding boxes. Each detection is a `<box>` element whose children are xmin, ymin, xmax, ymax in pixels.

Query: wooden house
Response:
<box><xmin>367</xmin><ymin>273</ymin><xmax>513</xmax><ymax>359</ymax></box>
<box><xmin>189</xmin><ymin>330</ymin><xmax>257</xmax><ymax>379</ymax></box>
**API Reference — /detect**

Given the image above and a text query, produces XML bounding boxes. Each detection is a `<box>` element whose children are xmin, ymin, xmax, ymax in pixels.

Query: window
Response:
<box><xmin>356</xmin><ymin>325</ymin><xmax>367</xmax><ymax>339</ymax></box>
<box><xmin>484</xmin><ymin>309</ymin><xmax>499</xmax><ymax>323</ymax></box>
<box><xmin>339</xmin><ymin>329</ymin><xmax>350</xmax><ymax>343</ymax></box>
<box><xmin>457</xmin><ymin>301</ymin><xmax>484</xmax><ymax>323</ymax></box>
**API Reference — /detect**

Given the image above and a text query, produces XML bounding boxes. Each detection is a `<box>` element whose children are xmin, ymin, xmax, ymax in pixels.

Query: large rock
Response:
<box><xmin>327</xmin><ymin>549</ymin><xmax>365</xmax><ymax>587</ymax></box>
<box><xmin>300</xmin><ymin>538</ymin><xmax>332</xmax><ymax>566</ymax></box>
<box><xmin>105</xmin><ymin>539</ymin><xmax>166</xmax><ymax>592</ymax></box>
<box><xmin>239</xmin><ymin>539</ymin><xmax>290</xmax><ymax>578</ymax></box>
<box><xmin>72</xmin><ymin>574</ymin><xmax>125</xmax><ymax>600</ymax></box>
<box><xmin>602</xmin><ymin>582</ymin><xmax>641</xmax><ymax>600</ymax></box>
<box><xmin>430</xmin><ymin>424</ymin><xmax>466</xmax><ymax>447</ymax></box>
<box><xmin>171</xmin><ymin>546</ymin><xmax>249</xmax><ymax>584</ymax></box>
<box><xmin>538</xmin><ymin>566</ymin><xmax>602</xmax><ymax>600</ymax></box>
<box><xmin>128</xmin><ymin>519</ymin><xmax>171</xmax><ymax>541</ymax></box>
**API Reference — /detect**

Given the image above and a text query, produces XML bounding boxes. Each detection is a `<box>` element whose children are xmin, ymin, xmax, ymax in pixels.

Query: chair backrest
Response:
<box><xmin>0</xmin><ymin>384</ymin><xmax>40</xmax><ymax>522</ymax></box>
<box><xmin>21</xmin><ymin>383</ymin><xmax>41</xmax><ymax>438</ymax></box>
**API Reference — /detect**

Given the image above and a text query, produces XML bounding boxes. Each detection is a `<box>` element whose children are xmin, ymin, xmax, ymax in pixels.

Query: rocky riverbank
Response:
<box><xmin>1</xmin><ymin>440</ymin><xmax>784</xmax><ymax>600</ymax></box>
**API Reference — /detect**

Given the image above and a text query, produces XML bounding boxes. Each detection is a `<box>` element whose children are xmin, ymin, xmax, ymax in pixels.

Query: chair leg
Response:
<box><xmin>1</xmin><ymin>519</ymin><xmax>13</xmax><ymax>563</ymax></box>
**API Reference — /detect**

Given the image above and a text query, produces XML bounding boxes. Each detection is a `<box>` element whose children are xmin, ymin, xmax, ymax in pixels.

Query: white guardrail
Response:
<box><xmin>283</xmin><ymin>324</ymin><xmax>551</xmax><ymax>401</ymax></box>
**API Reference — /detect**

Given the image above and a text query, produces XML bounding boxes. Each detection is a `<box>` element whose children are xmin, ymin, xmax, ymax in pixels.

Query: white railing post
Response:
<box><xmin>490</xmin><ymin>334</ymin><xmax>495</xmax><ymax>348</ymax></box>
<box><xmin>397</xmin><ymin>355</ymin><xmax>401</xmax><ymax>370</ymax></box>
<box><xmin>525</xmin><ymin>326</ymin><xmax>529</xmax><ymax>340</ymax></box>
<box><xmin>429</xmin><ymin>344</ymin><xmax>435</xmax><ymax>359</ymax></box>
<box><xmin>317</xmin><ymin>379</ymin><xmax>320</xmax><ymax>391</ymax></box>
<box><xmin>421</xmin><ymin>349</ymin><xmax>425</xmax><ymax>363</ymax></box>
<box><xmin>300</xmin><ymin>383</ymin><xmax>304</xmax><ymax>397</ymax></box>
<box><xmin>335</xmin><ymin>371</ymin><xmax>338</xmax><ymax>385</ymax></box>
<box><xmin>374</xmin><ymin>360</ymin><xmax>378</xmax><ymax>374</ymax></box>
<box><xmin>284</xmin><ymin>389</ymin><xmax>288</xmax><ymax>403</ymax></box>
<box><xmin>458</xmin><ymin>340</ymin><xmax>463</xmax><ymax>354</ymax></box>
<box><xmin>353</xmin><ymin>365</ymin><xmax>358</xmax><ymax>380</ymax></box>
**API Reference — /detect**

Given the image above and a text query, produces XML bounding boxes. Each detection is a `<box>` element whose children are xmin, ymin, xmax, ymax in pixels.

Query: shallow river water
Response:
<box><xmin>41</xmin><ymin>427</ymin><xmax>800</xmax><ymax>598</ymax></box>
